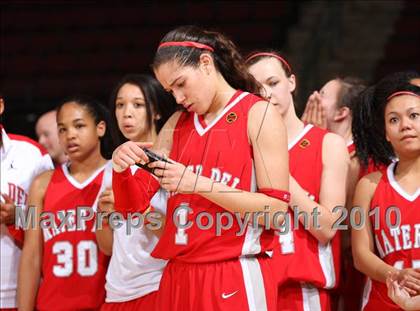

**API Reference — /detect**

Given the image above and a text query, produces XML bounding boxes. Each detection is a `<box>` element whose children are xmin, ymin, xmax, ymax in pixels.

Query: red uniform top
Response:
<box><xmin>37</xmin><ymin>164</ymin><xmax>109</xmax><ymax>311</ymax></box>
<box><xmin>271</xmin><ymin>124</ymin><xmax>341</xmax><ymax>289</ymax></box>
<box><xmin>362</xmin><ymin>162</ymin><xmax>420</xmax><ymax>311</ymax></box>
<box><xmin>151</xmin><ymin>90</ymin><xmax>275</xmax><ymax>263</ymax></box>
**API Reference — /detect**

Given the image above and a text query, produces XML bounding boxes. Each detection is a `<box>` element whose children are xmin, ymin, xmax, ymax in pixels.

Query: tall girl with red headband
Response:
<box><xmin>111</xmin><ymin>26</ymin><xmax>290</xmax><ymax>311</ymax></box>
<box><xmin>352</xmin><ymin>79</ymin><xmax>420</xmax><ymax>311</ymax></box>
<box><xmin>246</xmin><ymin>50</ymin><xmax>349</xmax><ymax>311</ymax></box>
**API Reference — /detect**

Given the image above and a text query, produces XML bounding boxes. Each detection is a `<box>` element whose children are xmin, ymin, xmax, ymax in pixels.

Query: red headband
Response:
<box><xmin>246</xmin><ymin>52</ymin><xmax>292</xmax><ymax>72</ymax></box>
<box><xmin>158</xmin><ymin>41</ymin><xmax>214</xmax><ymax>52</ymax></box>
<box><xmin>387</xmin><ymin>91</ymin><xmax>420</xmax><ymax>101</ymax></box>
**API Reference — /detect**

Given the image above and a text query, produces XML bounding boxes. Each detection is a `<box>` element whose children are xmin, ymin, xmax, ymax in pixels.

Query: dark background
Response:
<box><xmin>1</xmin><ymin>1</ymin><xmax>419</xmax><ymax>139</ymax></box>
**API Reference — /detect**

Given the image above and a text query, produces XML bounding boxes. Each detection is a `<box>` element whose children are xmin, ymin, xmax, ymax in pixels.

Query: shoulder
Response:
<box><xmin>248</xmin><ymin>100</ymin><xmax>283</xmax><ymax>123</ymax></box>
<box><xmin>31</xmin><ymin>169</ymin><xmax>55</xmax><ymax>192</ymax></box>
<box><xmin>321</xmin><ymin>132</ymin><xmax>349</xmax><ymax>165</ymax></box>
<box><xmin>8</xmin><ymin>133</ymin><xmax>48</xmax><ymax>156</ymax></box>
<box><xmin>162</xmin><ymin>110</ymin><xmax>184</xmax><ymax>130</ymax></box>
<box><xmin>355</xmin><ymin>170</ymin><xmax>383</xmax><ymax>198</ymax></box>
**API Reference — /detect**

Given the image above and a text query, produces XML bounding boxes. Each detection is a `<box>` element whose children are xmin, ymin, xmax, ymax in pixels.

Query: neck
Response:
<box><xmin>205</xmin><ymin>76</ymin><xmax>236</xmax><ymax>121</ymax></box>
<box><xmin>283</xmin><ymin>103</ymin><xmax>305</xmax><ymax>144</ymax></box>
<box><xmin>330</xmin><ymin>118</ymin><xmax>353</xmax><ymax>144</ymax></box>
<box><xmin>55</xmin><ymin>152</ymin><xmax>68</xmax><ymax>165</ymax></box>
<box><xmin>395</xmin><ymin>156</ymin><xmax>420</xmax><ymax>182</ymax></box>
<box><xmin>136</xmin><ymin>129</ymin><xmax>157</xmax><ymax>143</ymax></box>
<box><xmin>396</xmin><ymin>153</ymin><xmax>420</xmax><ymax>175</ymax></box>
<box><xmin>68</xmin><ymin>147</ymin><xmax>107</xmax><ymax>178</ymax></box>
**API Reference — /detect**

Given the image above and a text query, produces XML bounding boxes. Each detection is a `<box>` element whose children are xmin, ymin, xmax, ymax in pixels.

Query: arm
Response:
<box><xmin>289</xmin><ymin>133</ymin><xmax>349</xmax><ymax>244</ymax></box>
<box><xmin>351</xmin><ymin>172</ymin><xmax>398</xmax><ymax>283</ymax></box>
<box><xmin>112</xmin><ymin>111</ymin><xmax>182</xmax><ymax>215</ymax></box>
<box><xmin>95</xmin><ymin>188</ymin><xmax>114</xmax><ymax>256</ymax></box>
<box><xmin>18</xmin><ymin>171</ymin><xmax>53</xmax><ymax>311</ymax></box>
<box><xmin>149</xmin><ymin>101</ymin><xmax>290</xmax><ymax>228</ymax></box>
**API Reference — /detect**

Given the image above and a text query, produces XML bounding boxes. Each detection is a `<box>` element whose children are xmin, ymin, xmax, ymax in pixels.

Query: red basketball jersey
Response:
<box><xmin>362</xmin><ymin>162</ymin><xmax>420</xmax><ymax>311</ymax></box>
<box><xmin>37</xmin><ymin>164</ymin><xmax>109</xmax><ymax>311</ymax></box>
<box><xmin>151</xmin><ymin>90</ymin><xmax>275</xmax><ymax>263</ymax></box>
<box><xmin>271</xmin><ymin>124</ymin><xmax>341</xmax><ymax>289</ymax></box>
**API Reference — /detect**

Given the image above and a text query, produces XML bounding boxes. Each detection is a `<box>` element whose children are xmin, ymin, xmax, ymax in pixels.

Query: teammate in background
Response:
<box><xmin>96</xmin><ymin>74</ymin><xmax>177</xmax><ymax>310</ymax></box>
<box><xmin>301</xmin><ymin>76</ymin><xmax>367</xmax><ymax>311</ymax></box>
<box><xmin>246</xmin><ymin>50</ymin><xmax>348</xmax><ymax>310</ymax></box>
<box><xmin>111</xmin><ymin>26</ymin><xmax>290</xmax><ymax>311</ymax></box>
<box><xmin>0</xmin><ymin>94</ymin><xmax>53</xmax><ymax>310</ymax></box>
<box><xmin>351</xmin><ymin>80</ymin><xmax>420</xmax><ymax>311</ymax></box>
<box><xmin>35</xmin><ymin>110</ymin><xmax>67</xmax><ymax>166</ymax></box>
<box><xmin>18</xmin><ymin>96</ymin><xmax>115</xmax><ymax>311</ymax></box>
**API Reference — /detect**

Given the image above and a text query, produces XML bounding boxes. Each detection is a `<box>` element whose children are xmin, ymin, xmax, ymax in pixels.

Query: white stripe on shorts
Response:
<box><xmin>301</xmin><ymin>283</ymin><xmax>321</xmax><ymax>311</ymax></box>
<box><xmin>239</xmin><ymin>257</ymin><xmax>268</xmax><ymax>311</ymax></box>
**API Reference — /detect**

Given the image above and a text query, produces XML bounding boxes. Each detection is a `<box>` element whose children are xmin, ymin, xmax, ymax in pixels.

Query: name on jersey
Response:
<box><xmin>42</xmin><ymin>208</ymin><xmax>94</xmax><ymax>242</ymax></box>
<box><xmin>375</xmin><ymin>224</ymin><xmax>420</xmax><ymax>258</ymax></box>
<box><xmin>186</xmin><ymin>165</ymin><xmax>240</xmax><ymax>189</ymax></box>
<box><xmin>7</xmin><ymin>182</ymin><xmax>28</xmax><ymax>205</ymax></box>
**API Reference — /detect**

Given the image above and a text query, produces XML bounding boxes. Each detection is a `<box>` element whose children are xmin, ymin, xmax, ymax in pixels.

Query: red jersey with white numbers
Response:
<box><xmin>151</xmin><ymin>90</ymin><xmax>276</xmax><ymax>263</ymax></box>
<box><xmin>37</xmin><ymin>163</ymin><xmax>109</xmax><ymax>311</ymax></box>
<box><xmin>271</xmin><ymin>124</ymin><xmax>341</xmax><ymax>289</ymax></box>
<box><xmin>362</xmin><ymin>162</ymin><xmax>420</xmax><ymax>311</ymax></box>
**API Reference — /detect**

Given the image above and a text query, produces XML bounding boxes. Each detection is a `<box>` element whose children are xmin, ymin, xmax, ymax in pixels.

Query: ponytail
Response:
<box><xmin>153</xmin><ymin>25</ymin><xmax>261</xmax><ymax>95</ymax></box>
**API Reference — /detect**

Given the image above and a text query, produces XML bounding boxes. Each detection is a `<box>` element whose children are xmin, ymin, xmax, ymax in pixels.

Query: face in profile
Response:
<box><xmin>384</xmin><ymin>94</ymin><xmax>420</xmax><ymax>156</ymax></box>
<box><xmin>248</xmin><ymin>57</ymin><xmax>295</xmax><ymax>116</ymax></box>
<box><xmin>319</xmin><ymin>79</ymin><xmax>342</xmax><ymax>127</ymax></box>
<box><xmin>57</xmin><ymin>102</ymin><xmax>105</xmax><ymax>161</ymax></box>
<box><xmin>36</xmin><ymin>110</ymin><xmax>65</xmax><ymax>162</ymax></box>
<box><xmin>154</xmin><ymin>58</ymin><xmax>215</xmax><ymax>115</ymax></box>
<box><xmin>115</xmin><ymin>83</ymin><xmax>150</xmax><ymax>141</ymax></box>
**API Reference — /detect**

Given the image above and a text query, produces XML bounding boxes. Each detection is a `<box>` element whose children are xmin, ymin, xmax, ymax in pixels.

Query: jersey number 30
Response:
<box><xmin>52</xmin><ymin>240</ymin><xmax>98</xmax><ymax>277</ymax></box>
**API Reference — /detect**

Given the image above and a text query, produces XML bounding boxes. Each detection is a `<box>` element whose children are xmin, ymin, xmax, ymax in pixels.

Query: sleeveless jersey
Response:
<box><xmin>271</xmin><ymin>124</ymin><xmax>341</xmax><ymax>289</ymax></box>
<box><xmin>37</xmin><ymin>163</ymin><xmax>109</xmax><ymax>310</ymax></box>
<box><xmin>151</xmin><ymin>90</ymin><xmax>275</xmax><ymax>263</ymax></box>
<box><xmin>362</xmin><ymin>162</ymin><xmax>420</xmax><ymax>311</ymax></box>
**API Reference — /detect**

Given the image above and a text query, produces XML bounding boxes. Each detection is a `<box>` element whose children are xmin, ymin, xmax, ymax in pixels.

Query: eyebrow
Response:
<box><xmin>169</xmin><ymin>76</ymin><xmax>182</xmax><ymax>88</ymax></box>
<box><xmin>386</xmin><ymin>106</ymin><xmax>418</xmax><ymax>116</ymax></box>
<box><xmin>116</xmin><ymin>96</ymin><xmax>144</xmax><ymax>100</ymax></box>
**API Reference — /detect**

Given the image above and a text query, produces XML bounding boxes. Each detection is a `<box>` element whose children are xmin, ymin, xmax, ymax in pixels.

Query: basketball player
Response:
<box><xmin>97</xmin><ymin>74</ymin><xmax>177</xmax><ymax>310</ymax></box>
<box><xmin>35</xmin><ymin>110</ymin><xmax>67</xmax><ymax>166</ymax></box>
<box><xmin>246</xmin><ymin>50</ymin><xmax>349</xmax><ymax>310</ymax></box>
<box><xmin>111</xmin><ymin>26</ymin><xmax>290</xmax><ymax>311</ymax></box>
<box><xmin>18</xmin><ymin>96</ymin><xmax>115</xmax><ymax>311</ymax></box>
<box><xmin>351</xmin><ymin>81</ymin><xmax>420</xmax><ymax>311</ymax></box>
<box><xmin>0</xmin><ymin>95</ymin><xmax>53</xmax><ymax>310</ymax></box>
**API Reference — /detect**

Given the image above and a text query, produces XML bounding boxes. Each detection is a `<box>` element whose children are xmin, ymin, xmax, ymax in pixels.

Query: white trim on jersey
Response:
<box><xmin>301</xmin><ymin>283</ymin><xmax>322</xmax><ymax>311</ymax></box>
<box><xmin>239</xmin><ymin>257</ymin><xmax>268</xmax><ymax>311</ymax></box>
<box><xmin>241</xmin><ymin>161</ymin><xmax>262</xmax><ymax>255</ymax></box>
<box><xmin>91</xmin><ymin>161</ymin><xmax>113</xmax><ymax>213</ymax></box>
<box><xmin>62</xmin><ymin>162</ymin><xmax>108</xmax><ymax>189</ymax></box>
<box><xmin>288</xmin><ymin>124</ymin><xmax>313</xmax><ymax>151</ymax></box>
<box><xmin>387</xmin><ymin>162</ymin><xmax>420</xmax><ymax>202</ymax></box>
<box><xmin>361</xmin><ymin>278</ymin><xmax>372</xmax><ymax>311</ymax></box>
<box><xmin>318</xmin><ymin>242</ymin><xmax>336</xmax><ymax>289</ymax></box>
<box><xmin>346</xmin><ymin>139</ymin><xmax>354</xmax><ymax>147</ymax></box>
<box><xmin>193</xmin><ymin>92</ymin><xmax>249</xmax><ymax>136</ymax></box>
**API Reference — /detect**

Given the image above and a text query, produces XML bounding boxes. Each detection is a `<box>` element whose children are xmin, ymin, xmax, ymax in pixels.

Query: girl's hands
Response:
<box><xmin>112</xmin><ymin>141</ymin><xmax>153</xmax><ymax>172</ymax></box>
<box><xmin>148</xmin><ymin>160</ymin><xmax>202</xmax><ymax>193</ymax></box>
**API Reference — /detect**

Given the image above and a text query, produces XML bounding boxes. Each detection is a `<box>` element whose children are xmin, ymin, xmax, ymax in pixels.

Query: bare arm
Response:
<box><xmin>18</xmin><ymin>171</ymin><xmax>53</xmax><ymax>311</ymax></box>
<box><xmin>289</xmin><ymin>133</ymin><xmax>349</xmax><ymax>244</ymax></box>
<box><xmin>95</xmin><ymin>188</ymin><xmax>114</xmax><ymax>256</ymax></box>
<box><xmin>352</xmin><ymin>172</ymin><xmax>397</xmax><ymax>282</ymax></box>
